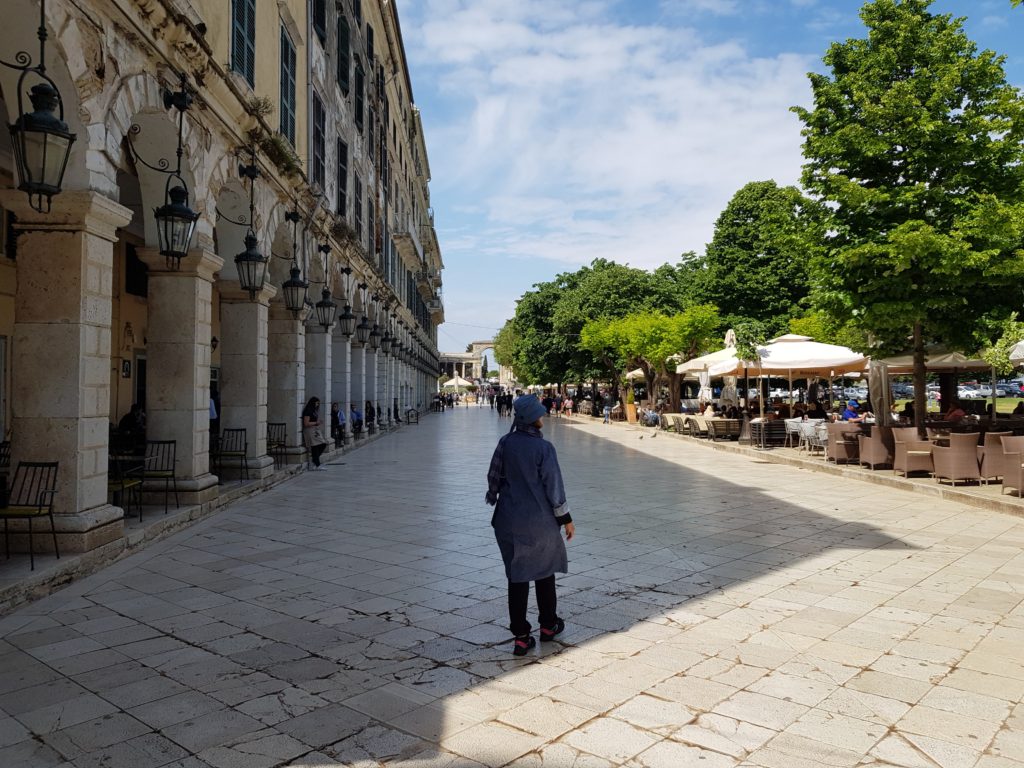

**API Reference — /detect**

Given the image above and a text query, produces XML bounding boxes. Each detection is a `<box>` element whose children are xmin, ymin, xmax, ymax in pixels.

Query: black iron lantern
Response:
<box><xmin>127</xmin><ymin>74</ymin><xmax>198</xmax><ymax>268</ymax></box>
<box><xmin>228</xmin><ymin>153</ymin><xmax>267</xmax><ymax>299</ymax></box>
<box><xmin>381</xmin><ymin>329</ymin><xmax>393</xmax><ymax>354</ymax></box>
<box><xmin>235</xmin><ymin>232</ymin><xmax>266</xmax><ymax>299</ymax></box>
<box><xmin>9</xmin><ymin>83</ymin><xmax>75</xmax><ymax>213</ymax></box>
<box><xmin>337</xmin><ymin>305</ymin><xmax>356</xmax><ymax>337</ymax></box>
<box><xmin>369</xmin><ymin>323</ymin><xmax>381</xmax><ymax>351</ymax></box>
<box><xmin>4</xmin><ymin>1</ymin><xmax>77</xmax><ymax>213</ymax></box>
<box><xmin>154</xmin><ymin>185</ymin><xmax>199</xmax><ymax>261</ymax></box>
<box><xmin>282</xmin><ymin>265</ymin><xmax>308</xmax><ymax>314</ymax></box>
<box><xmin>355</xmin><ymin>315</ymin><xmax>371</xmax><ymax>345</ymax></box>
<box><xmin>315</xmin><ymin>287</ymin><xmax>337</xmax><ymax>330</ymax></box>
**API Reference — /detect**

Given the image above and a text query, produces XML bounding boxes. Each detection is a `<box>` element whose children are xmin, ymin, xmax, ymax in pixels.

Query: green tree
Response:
<box><xmin>691</xmin><ymin>181</ymin><xmax>818</xmax><ymax>335</ymax></box>
<box><xmin>792</xmin><ymin>0</ymin><xmax>1024</xmax><ymax>428</ymax></box>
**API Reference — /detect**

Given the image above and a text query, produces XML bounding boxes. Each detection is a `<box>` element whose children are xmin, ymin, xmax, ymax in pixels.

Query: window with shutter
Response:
<box><xmin>354</xmin><ymin>177</ymin><xmax>363</xmax><ymax>241</ymax></box>
<box><xmin>366</xmin><ymin>24</ymin><xmax>374</xmax><ymax>64</ymax></box>
<box><xmin>337</xmin><ymin>15</ymin><xmax>350</xmax><ymax>93</ymax></box>
<box><xmin>312</xmin><ymin>92</ymin><xmax>326</xmax><ymax>189</ymax></box>
<box><xmin>337</xmin><ymin>139</ymin><xmax>349</xmax><ymax>218</ymax></box>
<box><xmin>354</xmin><ymin>60</ymin><xmax>365</xmax><ymax>133</ymax></box>
<box><xmin>231</xmin><ymin>0</ymin><xmax>256</xmax><ymax>87</ymax></box>
<box><xmin>368</xmin><ymin>197</ymin><xmax>375</xmax><ymax>258</ymax></box>
<box><xmin>280</xmin><ymin>27</ymin><xmax>297</xmax><ymax>145</ymax></box>
<box><xmin>312</xmin><ymin>0</ymin><xmax>327</xmax><ymax>43</ymax></box>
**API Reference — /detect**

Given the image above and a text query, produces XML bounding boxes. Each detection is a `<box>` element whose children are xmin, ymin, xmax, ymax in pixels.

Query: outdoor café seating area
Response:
<box><xmin>662</xmin><ymin>411</ymin><xmax>1024</xmax><ymax>499</ymax></box>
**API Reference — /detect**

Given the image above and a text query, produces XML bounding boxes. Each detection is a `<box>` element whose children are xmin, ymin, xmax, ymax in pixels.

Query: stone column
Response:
<box><xmin>331</xmin><ymin>333</ymin><xmax>351</xmax><ymax>444</ymax></box>
<box><xmin>268</xmin><ymin>303</ymin><xmax>307</xmax><ymax>462</ymax></box>
<box><xmin>350</xmin><ymin>343</ymin><xmax>365</xmax><ymax>435</ymax></box>
<box><xmin>137</xmin><ymin>244</ymin><xmax>222</xmax><ymax>506</ymax></box>
<box><xmin>305</xmin><ymin>325</ymin><xmax>333</xmax><ymax>412</ymax></box>
<box><xmin>365</xmin><ymin>347</ymin><xmax>378</xmax><ymax>432</ymax></box>
<box><xmin>217</xmin><ymin>282</ymin><xmax>276</xmax><ymax>481</ymax></box>
<box><xmin>0</xmin><ymin>190</ymin><xmax>131</xmax><ymax>553</ymax></box>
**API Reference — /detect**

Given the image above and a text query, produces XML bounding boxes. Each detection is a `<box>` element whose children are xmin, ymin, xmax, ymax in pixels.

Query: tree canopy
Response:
<box><xmin>792</xmin><ymin>0</ymin><xmax>1024</xmax><ymax>422</ymax></box>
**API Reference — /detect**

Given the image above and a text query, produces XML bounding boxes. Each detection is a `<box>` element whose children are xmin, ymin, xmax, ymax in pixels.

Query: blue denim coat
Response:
<box><xmin>486</xmin><ymin>427</ymin><xmax>569</xmax><ymax>582</ymax></box>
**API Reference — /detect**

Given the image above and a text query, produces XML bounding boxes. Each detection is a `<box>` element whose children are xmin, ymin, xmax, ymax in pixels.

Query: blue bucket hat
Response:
<box><xmin>513</xmin><ymin>394</ymin><xmax>547</xmax><ymax>425</ymax></box>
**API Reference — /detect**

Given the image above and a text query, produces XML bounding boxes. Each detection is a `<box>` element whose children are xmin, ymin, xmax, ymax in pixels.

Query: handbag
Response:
<box><xmin>303</xmin><ymin>425</ymin><xmax>329</xmax><ymax>447</ymax></box>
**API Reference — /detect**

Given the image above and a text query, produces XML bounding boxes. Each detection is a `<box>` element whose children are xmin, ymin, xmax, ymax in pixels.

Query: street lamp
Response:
<box><xmin>230</xmin><ymin>150</ymin><xmax>267</xmax><ymax>299</ymax></box>
<box><xmin>335</xmin><ymin>265</ymin><xmax>356</xmax><ymax>337</ymax></box>
<box><xmin>128</xmin><ymin>74</ymin><xmax>199</xmax><ymax>268</ymax></box>
<box><xmin>282</xmin><ymin>209</ymin><xmax>307</xmax><ymax>314</ymax></box>
<box><xmin>3</xmin><ymin>0</ymin><xmax>76</xmax><ymax>213</ymax></box>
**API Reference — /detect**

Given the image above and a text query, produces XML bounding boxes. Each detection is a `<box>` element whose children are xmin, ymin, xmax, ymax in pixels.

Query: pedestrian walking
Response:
<box><xmin>330</xmin><ymin>401</ymin><xmax>345</xmax><ymax>447</ymax></box>
<box><xmin>486</xmin><ymin>394</ymin><xmax>575</xmax><ymax>656</ymax></box>
<box><xmin>302</xmin><ymin>397</ymin><xmax>329</xmax><ymax>470</ymax></box>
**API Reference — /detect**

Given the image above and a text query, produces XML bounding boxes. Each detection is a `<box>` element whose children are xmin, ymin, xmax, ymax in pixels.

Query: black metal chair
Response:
<box><xmin>144</xmin><ymin>440</ymin><xmax>179</xmax><ymax>513</ymax></box>
<box><xmin>0</xmin><ymin>461</ymin><xmax>59</xmax><ymax>570</ymax></box>
<box><xmin>267</xmin><ymin>422</ymin><xmax>287</xmax><ymax>469</ymax></box>
<box><xmin>216</xmin><ymin>428</ymin><xmax>249</xmax><ymax>482</ymax></box>
<box><xmin>108</xmin><ymin>455</ymin><xmax>145</xmax><ymax>521</ymax></box>
<box><xmin>0</xmin><ymin>441</ymin><xmax>10</xmax><ymax>469</ymax></box>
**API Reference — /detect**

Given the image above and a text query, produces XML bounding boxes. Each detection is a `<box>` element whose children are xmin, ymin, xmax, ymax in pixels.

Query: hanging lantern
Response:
<box><xmin>154</xmin><ymin>184</ymin><xmax>198</xmax><ymax>264</ymax></box>
<box><xmin>235</xmin><ymin>232</ymin><xmax>267</xmax><ymax>299</ymax></box>
<box><xmin>381</xmin><ymin>329</ymin><xmax>393</xmax><ymax>354</ymax></box>
<box><xmin>9</xmin><ymin>82</ymin><xmax>76</xmax><ymax>213</ymax></box>
<box><xmin>315</xmin><ymin>287</ymin><xmax>337</xmax><ymax>330</ymax></box>
<box><xmin>282</xmin><ymin>265</ymin><xmax>308</xmax><ymax>314</ymax></box>
<box><xmin>337</xmin><ymin>305</ymin><xmax>356</xmax><ymax>337</ymax></box>
<box><xmin>369</xmin><ymin>323</ymin><xmax>382</xmax><ymax>351</ymax></box>
<box><xmin>355</xmin><ymin>315</ymin><xmax>371</xmax><ymax>345</ymax></box>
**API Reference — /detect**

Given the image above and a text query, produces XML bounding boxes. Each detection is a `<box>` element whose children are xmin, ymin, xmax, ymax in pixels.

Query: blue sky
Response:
<box><xmin>398</xmin><ymin>0</ymin><xmax>1021</xmax><ymax>354</ymax></box>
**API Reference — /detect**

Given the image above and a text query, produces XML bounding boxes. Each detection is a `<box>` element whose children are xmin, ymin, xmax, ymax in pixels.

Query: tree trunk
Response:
<box><xmin>668</xmin><ymin>373</ymin><xmax>681</xmax><ymax>412</ymax></box>
<box><xmin>913</xmin><ymin>321</ymin><xmax>927</xmax><ymax>437</ymax></box>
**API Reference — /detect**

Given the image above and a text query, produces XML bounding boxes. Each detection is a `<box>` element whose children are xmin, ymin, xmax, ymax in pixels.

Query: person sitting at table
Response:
<box><xmin>841</xmin><ymin>400</ymin><xmax>865</xmax><ymax>422</ymax></box>
<box><xmin>1014</xmin><ymin>400</ymin><xmax>1024</xmax><ymax>416</ymax></box>
<box><xmin>703</xmin><ymin>403</ymin><xmax>716</xmax><ymax>417</ymax></box>
<box><xmin>805</xmin><ymin>401</ymin><xmax>828</xmax><ymax>420</ymax></box>
<box><xmin>944</xmin><ymin>399</ymin><xmax>966</xmax><ymax>423</ymax></box>
<box><xmin>900</xmin><ymin>401</ymin><xmax>915</xmax><ymax>423</ymax></box>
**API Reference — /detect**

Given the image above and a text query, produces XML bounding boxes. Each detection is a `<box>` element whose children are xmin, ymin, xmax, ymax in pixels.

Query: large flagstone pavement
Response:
<box><xmin>0</xmin><ymin>406</ymin><xmax>1022</xmax><ymax>767</ymax></box>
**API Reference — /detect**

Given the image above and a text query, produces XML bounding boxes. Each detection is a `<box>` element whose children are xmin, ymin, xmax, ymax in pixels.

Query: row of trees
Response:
<box><xmin>494</xmin><ymin>0</ymin><xmax>1024</xmax><ymax>417</ymax></box>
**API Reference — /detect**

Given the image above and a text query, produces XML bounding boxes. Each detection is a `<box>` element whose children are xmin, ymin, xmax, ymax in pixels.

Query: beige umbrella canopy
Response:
<box><xmin>708</xmin><ymin>335</ymin><xmax>868</xmax><ymax>378</ymax></box>
<box><xmin>877</xmin><ymin>350</ymin><xmax>990</xmax><ymax>374</ymax></box>
<box><xmin>442</xmin><ymin>375</ymin><xmax>473</xmax><ymax>388</ymax></box>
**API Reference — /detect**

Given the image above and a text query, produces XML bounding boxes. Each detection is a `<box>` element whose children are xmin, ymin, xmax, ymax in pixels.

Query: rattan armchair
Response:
<box><xmin>978</xmin><ymin>431</ymin><xmax>1011</xmax><ymax>485</ymax></box>
<box><xmin>932</xmin><ymin>432</ymin><xmax>981</xmax><ymax>486</ymax></box>
<box><xmin>894</xmin><ymin>434</ymin><xmax>934</xmax><ymax>478</ymax></box>
<box><xmin>826</xmin><ymin>422</ymin><xmax>861</xmax><ymax>464</ymax></box>
<box><xmin>999</xmin><ymin>435</ymin><xmax>1024</xmax><ymax>496</ymax></box>
<box><xmin>858</xmin><ymin>425</ymin><xmax>894</xmax><ymax>470</ymax></box>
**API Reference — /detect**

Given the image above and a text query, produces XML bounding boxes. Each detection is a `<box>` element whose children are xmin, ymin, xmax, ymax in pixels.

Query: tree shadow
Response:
<box><xmin>0</xmin><ymin>409</ymin><xmax>927</xmax><ymax>768</ymax></box>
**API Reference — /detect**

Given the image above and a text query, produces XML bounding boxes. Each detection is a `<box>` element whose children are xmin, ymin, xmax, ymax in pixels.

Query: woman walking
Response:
<box><xmin>486</xmin><ymin>394</ymin><xmax>575</xmax><ymax>655</ymax></box>
<box><xmin>302</xmin><ymin>396</ymin><xmax>329</xmax><ymax>470</ymax></box>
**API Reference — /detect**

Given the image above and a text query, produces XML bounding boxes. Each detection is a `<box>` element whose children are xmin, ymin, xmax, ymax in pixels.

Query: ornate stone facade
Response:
<box><xmin>0</xmin><ymin>0</ymin><xmax>444</xmax><ymax>554</ymax></box>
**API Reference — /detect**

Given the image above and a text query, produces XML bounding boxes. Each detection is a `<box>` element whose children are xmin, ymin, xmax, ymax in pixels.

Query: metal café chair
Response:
<box><xmin>108</xmin><ymin>454</ymin><xmax>145</xmax><ymax>521</ymax></box>
<box><xmin>216</xmin><ymin>428</ymin><xmax>249</xmax><ymax>482</ymax></box>
<box><xmin>144</xmin><ymin>440</ymin><xmax>179</xmax><ymax>513</ymax></box>
<box><xmin>0</xmin><ymin>461</ymin><xmax>59</xmax><ymax>570</ymax></box>
<box><xmin>267</xmin><ymin>422</ymin><xmax>287</xmax><ymax>469</ymax></box>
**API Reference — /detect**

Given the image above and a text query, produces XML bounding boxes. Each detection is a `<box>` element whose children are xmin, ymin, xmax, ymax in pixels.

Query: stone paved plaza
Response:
<box><xmin>1</xmin><ymin>408</ymin><xmax>1023</xmax><ymax>767</ymax></box>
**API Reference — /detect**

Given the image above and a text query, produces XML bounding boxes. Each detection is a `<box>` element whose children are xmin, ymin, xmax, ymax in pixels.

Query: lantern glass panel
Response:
<box><xmin>337</xmin><ymin>306</ymin><xmax>356</xmax><ymax>337</ymax></box>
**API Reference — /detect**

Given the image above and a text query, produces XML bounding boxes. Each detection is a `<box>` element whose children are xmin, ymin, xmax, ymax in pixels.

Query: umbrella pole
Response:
<box><xmin>991</xmin><ymin>367</ymin><xmax>997</xmax><ymax>425</ymax></box>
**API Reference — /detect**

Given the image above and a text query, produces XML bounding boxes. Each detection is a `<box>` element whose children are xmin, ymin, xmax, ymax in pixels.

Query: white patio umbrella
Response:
<box><xmin>626</xmin><ymin>368</ymin><xmax>646</xmax><ymax>381</ymax></box>
<box><xmin>707</xmin><ymin>335</ymin><xmax>868</xmax><ymax>378</ymax></box>
<box><xmin>1009</xmin><ymin>341</ymin><xmax>1024</xmax><ymax>364</ymax></box>
<box><xmin>442</xmin><ymin>375</ymin><xmax>472</xmax><ymax>388</ymax></box>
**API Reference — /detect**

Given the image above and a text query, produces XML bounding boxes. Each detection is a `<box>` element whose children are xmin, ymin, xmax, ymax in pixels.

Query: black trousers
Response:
<box><xmin>508</xmin><ymin>575</ymin><xmax>557</xmax><ymax>636</ymax></box>
<box><xmin>310</xmin><ymin>443</ymin><xmax>326</xmax><ymax>466</ymax></box>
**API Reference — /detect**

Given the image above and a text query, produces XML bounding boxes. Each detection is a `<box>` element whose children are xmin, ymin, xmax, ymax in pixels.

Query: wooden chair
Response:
<box><xmin>0</xmin><ymin>461</ymin><xmax>59</xmax><ymax>570</ymax></box>
<box><xmin>932</xmin><ymin>432</ymin><xmax>981</xmax><ymax>486</ymax></box>
<box><xmin>215</xmin><ymin>428</ymin><xmax>249</xmax><ymax>482</ymax></box>
<box><xmin>858</xmin><ymin>426</ymin><xmax>894</xmax><ymax>470</ymax></box>
<box><xmin>999</xmin><ymin>435</ymin><xmax>1024</xmax><ymax>496</ymax></box>
<box><xmin>267</xmin><ymin>422</ymin><xmax>287</xmax><ymax>469</ymax></box>
<box><xmin>108</xmin><ymin>455</ymin><xmax>144</xmax><ymax>521</ymax></box>
<box><xmin>978</xmin><ymin>431</ymin><xmax>1011</xmax><ymax>485</ymax></box>
<box><xmin>0</xmin><ymin>440</ymin><xmax>10</xmax><ymax>470</ymax></box>
<box><xmin>144</xmin><ymin>440</ymin><xmax>179</xmax><ymax>513</ymax></box>
<box><xmin>894</xmin><ymin>433</ymin><xmax>934</xmax><ymax>478</ymax></box>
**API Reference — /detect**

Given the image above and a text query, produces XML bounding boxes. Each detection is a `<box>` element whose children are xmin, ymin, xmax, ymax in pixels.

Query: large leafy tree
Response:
<box><xmin>792</xmin><ymin>0</ymin><xmax>1024</xmax><ymax>427</ymax></box>
<box><xmin>689</xmin><ymin>181</ymin><xmax>818</xmax><ymax>334</ymax></box>
<box><xmin>580</xmin><ymin>306</ymin><xmax>720</xmax><ymax>410</ymax></box>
